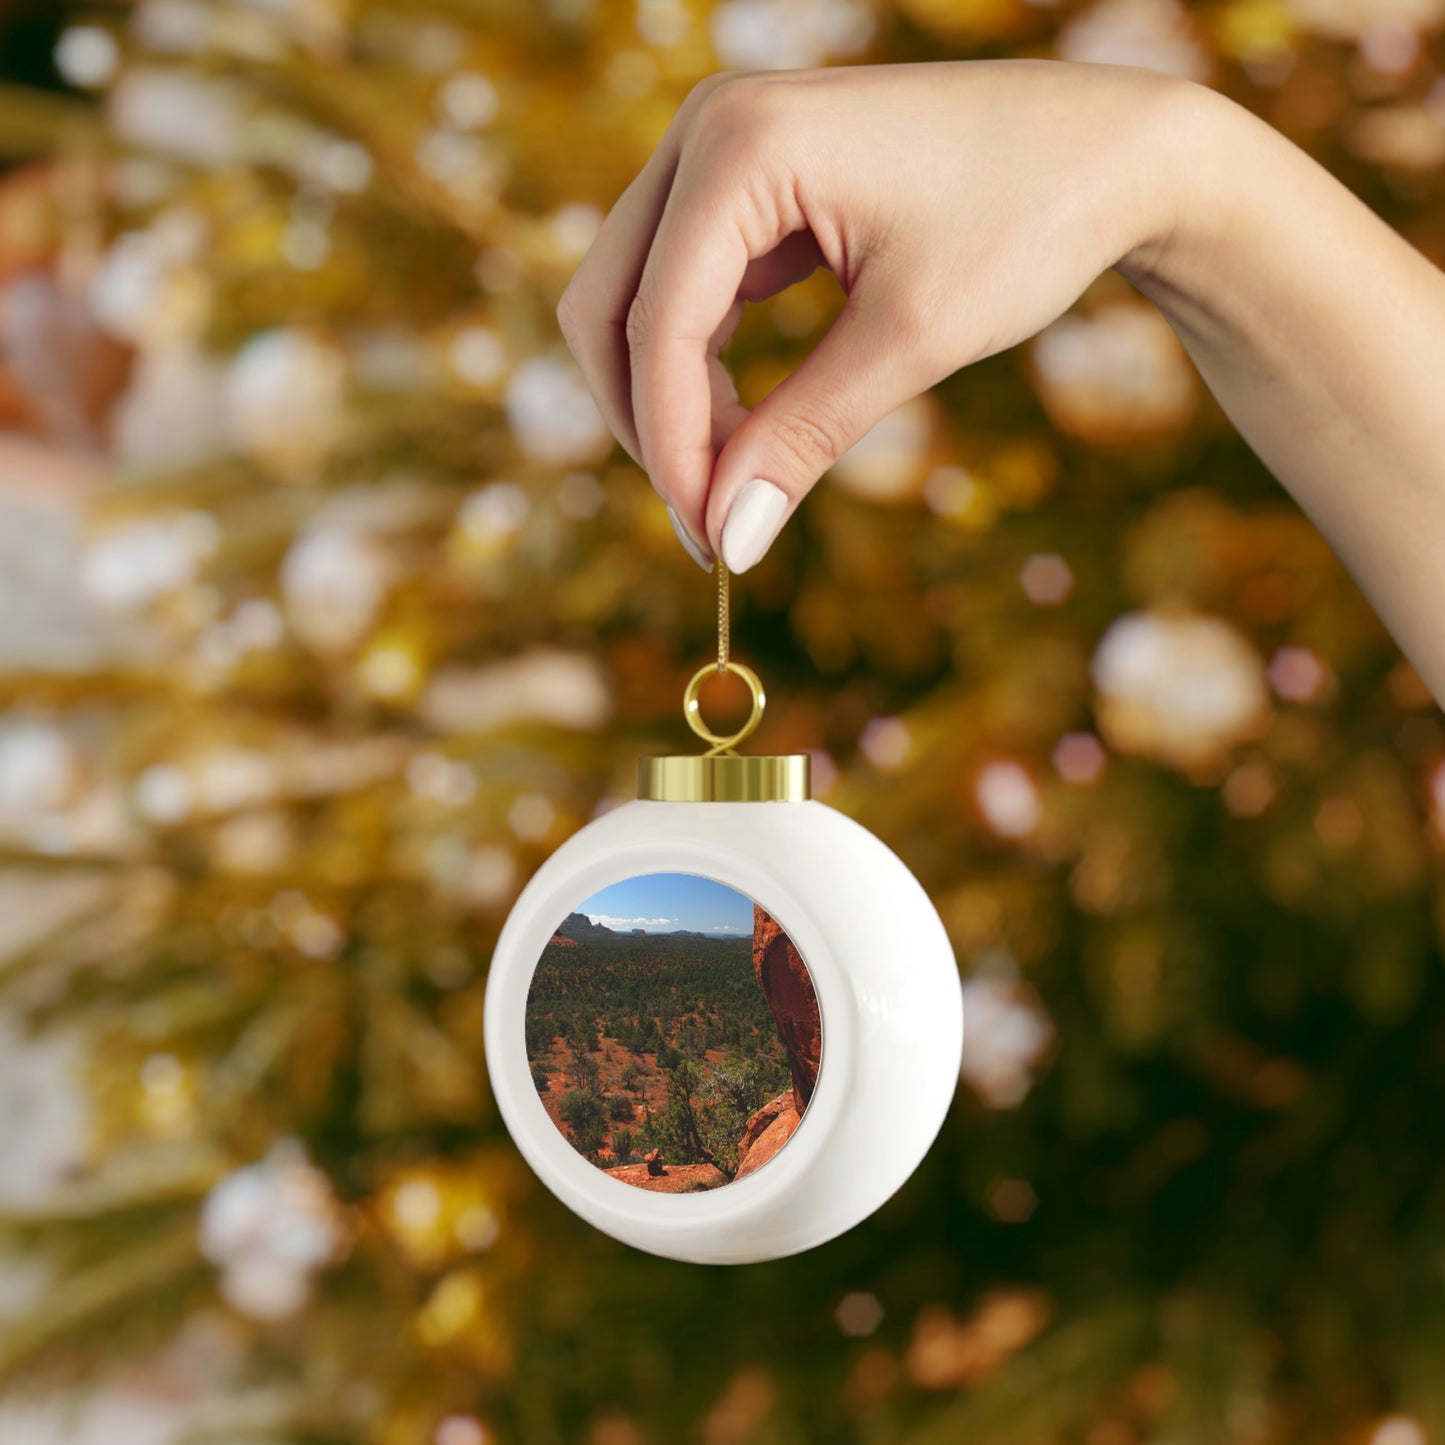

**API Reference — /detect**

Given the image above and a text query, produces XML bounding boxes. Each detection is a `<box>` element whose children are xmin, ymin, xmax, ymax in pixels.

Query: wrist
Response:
<box><xmin>1114</xmin><ymin>77</ymin><xmax>1247</xmax><ymax>296</ymax></box>
<box><xmin>1112</xmin><ymin>78</ymin><xmax>1329</xmax><ymax>359</ymax></box>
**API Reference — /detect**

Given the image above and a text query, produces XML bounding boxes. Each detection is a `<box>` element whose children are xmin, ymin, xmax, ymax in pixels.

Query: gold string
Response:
<box><xmin>682</xmin><ymin>558</ymin><xmax>762</xmax><ymax>753</ymax></box>
<box><xmin>716</xmin><ymin>557</ymin><xmax>729</xmax><ymax>675</ymax></box>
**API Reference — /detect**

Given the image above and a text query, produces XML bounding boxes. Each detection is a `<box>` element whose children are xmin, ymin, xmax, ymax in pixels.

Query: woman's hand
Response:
<box><xmin>558</xmin><ymin>60</ymin><xmax>1189</xmax><ymax>571</ymax></box>
<box><xmin>558</xmin><ymin>60</ymin><xmax>1445</xmax><ymax>702</ymax></box>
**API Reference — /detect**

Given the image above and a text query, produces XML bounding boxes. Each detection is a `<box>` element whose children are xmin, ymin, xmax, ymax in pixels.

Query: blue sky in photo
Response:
<box><xmin>576</xmin><ymin>872</ymin><xmax>754</xmax><ymax>935</ymax></box>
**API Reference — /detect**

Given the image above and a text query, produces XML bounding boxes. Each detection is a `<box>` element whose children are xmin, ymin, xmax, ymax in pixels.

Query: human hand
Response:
<box><xmin>557</xmin><ymin>60</ymin><xmax>1195</xmax><ymax>573</ymax></box>
<box><xmin>559</xmin><ymin>57</ymin><xmax>1445</xmax><ymax>704</ymax></box>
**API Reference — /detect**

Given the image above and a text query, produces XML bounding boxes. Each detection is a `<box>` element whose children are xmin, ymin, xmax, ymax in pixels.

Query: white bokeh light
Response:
<box><xmin>710</xmin><ymin>0</ymin><xmax>874</xmax><ymax>69</ymax></box>
<box><xmin>281</xmin><ymin>527</ymin><xmax>391</xmax><ymax>654</ymax></box>
<box><xmin>504</xmin><ymin>356</ymin><xmax>612</xmax><ymax>467</ymax></box>
<box><xmin>1057</xmin><ymin>0</ymin><xmax>1210</xmax><ymax>79</ymax></box>
<box><xmin>199</xmin><ymin>1139</ymin><xmax>341</xmax><ymax>1322</ymax></box>
<box><xmin>959</xmin><ymin>975</ymin><xmax>1055</xmax><ymax>1109</ymax></box>
<box><xmin>226</xmin><ymin>328</ymin><xmax>348</xmax><ymax>473</ymax></box>
<box><xmin>1092</xmin><ymin>611</ymin><xmax>1270</xmax><ymax>770</ymax></box>
<box><xmin>56</xmin><ymin>25</ymin><xmax>122</xmax><ymax>88</ymax></box>
<box><xmin>976</xmin><ymin>762</ymin><xmax>1043</xmax><ymax>838</ymax></box>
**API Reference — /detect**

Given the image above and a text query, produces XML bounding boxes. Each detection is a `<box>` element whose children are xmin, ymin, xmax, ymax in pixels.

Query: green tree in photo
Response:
<box><xmin>691</xmin><ymin>1055</ymin><xmax>790</xmax><ymax>1177</ymax></box>
<box><xmin>525</xmin><ymin>1017</ymin><xmax>553</xmax><ymax>1061</ymax></box>
<box><xmin>635</xmin><ymin>1057</ymin><xmax>735</xmax><ymax>1175</ymax></box>
<box><xmin>570</xmin><ymin>1051</ymin><xmax>601</xmax><ymax>1096</ymax></box>
<box><xmin>558</xmin><ymin>1091</ymin><xmax>608</xmax><ymax>1161</ymax></box>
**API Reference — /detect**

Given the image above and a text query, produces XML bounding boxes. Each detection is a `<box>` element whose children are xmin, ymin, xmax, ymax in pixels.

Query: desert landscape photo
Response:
<box><xmin>525</xmin><ymin>873</ymin><xmax>821</xmax><ymax>1192</ymax></box>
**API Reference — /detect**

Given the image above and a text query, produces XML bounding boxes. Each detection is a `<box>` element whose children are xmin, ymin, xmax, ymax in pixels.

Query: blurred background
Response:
<box><xmin>0</xmin><ymin>0</ymin><xmax>1443</xmax><ymax>1442</ymax></box>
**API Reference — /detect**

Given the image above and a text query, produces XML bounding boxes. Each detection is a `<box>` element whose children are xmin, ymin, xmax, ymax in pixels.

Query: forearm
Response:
<box><xmin>1122</xmin><ymin>83</ymin><xmax>1445</xmax><ymax>697</ymax></box>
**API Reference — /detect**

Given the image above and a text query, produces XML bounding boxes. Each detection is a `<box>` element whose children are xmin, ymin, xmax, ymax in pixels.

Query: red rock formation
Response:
<box><xmin>734</xmin><ymin>1089</ymin><xmax>802</xmax><ymax>1180</ymax></box>
<box><xmin>643</xmin><ymin>1147</ymin><xmax>665</xmax><ymax>1176</ymax></box>
<box><xmin>603</xmin><ymin>1161</ymin><xmax>729</xmax><ymax>1193</ymax></box>
<box><xmin>752</xmin><ymin>904</ymin><xmax>821</xmax><ymax>1109</ymax></box>
<box><xmin>545</xmin><ymin>934</ymin><xmax>578</xmax><ymax>948</ymax></box>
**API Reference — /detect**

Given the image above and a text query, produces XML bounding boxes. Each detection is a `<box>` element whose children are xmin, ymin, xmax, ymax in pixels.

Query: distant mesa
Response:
<box><xmin>548</xmin><ymin>913</ymin><xmax>730</xmax><ymax>946</ymax></box>
<box><xmin>552</xmin><ymin>911</ymin><xmax>616</xmax><ymax>943</ymax></box>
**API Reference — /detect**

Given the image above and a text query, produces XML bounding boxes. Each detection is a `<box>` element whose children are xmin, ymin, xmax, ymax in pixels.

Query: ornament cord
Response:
<box><xmin>683</xmin><ymin>559</ymin><xmax>762</xmax><ymax>754</ymax></box>
<box><xmin>716</xmin><ymin>558</ymin><xmax>729</xmax><ymax>675</ymax></box>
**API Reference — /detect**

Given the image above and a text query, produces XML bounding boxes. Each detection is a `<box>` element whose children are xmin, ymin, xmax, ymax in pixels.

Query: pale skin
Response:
<box><xmin>556</xmin><ymin>61</ymin><xmax>1445</xmax><ymax>702</ymax></box>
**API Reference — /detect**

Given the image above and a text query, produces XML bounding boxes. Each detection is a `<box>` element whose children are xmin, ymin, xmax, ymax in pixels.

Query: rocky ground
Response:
<box><xmin>600</xmin><ymin>1161</ymin><xmax>728</xmax><ymax>1193</ymax></box>
<box><xmin>533</xmin><ymin>1033</ymin><xmax>733</xmax><ymax>1157</ymax></box>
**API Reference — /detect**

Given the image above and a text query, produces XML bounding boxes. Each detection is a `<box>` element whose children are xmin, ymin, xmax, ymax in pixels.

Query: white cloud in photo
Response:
<box><xmin>582</xmin><ymin>914</ymin><xmax>750</xmax><ymax>934</ymax></box>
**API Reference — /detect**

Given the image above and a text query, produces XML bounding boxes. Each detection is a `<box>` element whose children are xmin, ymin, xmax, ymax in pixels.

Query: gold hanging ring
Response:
<box><xmin>683</xmin><ymin>659</ymin><xmax>765</xmax><ymax>754</ymax></box>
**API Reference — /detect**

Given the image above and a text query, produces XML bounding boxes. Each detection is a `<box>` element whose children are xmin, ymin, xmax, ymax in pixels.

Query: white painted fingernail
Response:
<box><xmin>666</xmin><ymin>503</ymin><xmax>714</xmax><ymax>572</ymax></box>
<box><xmin>720</xmin><ymin>477</ymin><xmax>789</xmax><ymax>574</ymax></box>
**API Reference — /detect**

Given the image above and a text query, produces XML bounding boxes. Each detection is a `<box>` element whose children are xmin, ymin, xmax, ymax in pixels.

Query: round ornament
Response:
<box><xmin>485</xmin><ymin>565</ymin><xmax>963</xmax><ymax>1264</ymax></box>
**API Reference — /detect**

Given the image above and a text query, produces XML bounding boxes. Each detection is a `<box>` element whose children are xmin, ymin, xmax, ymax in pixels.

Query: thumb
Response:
<box><xmin>704</xmin><ymin>290</ymin><xmax>937</xmax><ymax>573</ymax></box>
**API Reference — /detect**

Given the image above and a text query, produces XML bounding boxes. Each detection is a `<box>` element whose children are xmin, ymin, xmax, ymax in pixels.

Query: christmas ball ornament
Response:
<box><xmin>485</xmin><ymin>565</ymin><xmax>963</xmax><ymax>1264</ymax></box>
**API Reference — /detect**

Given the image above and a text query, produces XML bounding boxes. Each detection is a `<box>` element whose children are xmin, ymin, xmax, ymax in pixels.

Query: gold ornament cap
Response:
<box><xmin>638</xmin><ymin>750</ymin><xmax>811</xmax><ymax>802</ymax></box>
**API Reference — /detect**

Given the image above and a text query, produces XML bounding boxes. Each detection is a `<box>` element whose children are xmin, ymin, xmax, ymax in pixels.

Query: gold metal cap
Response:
<box><xmin>637</xmin><ymin>751</ymin><xmax>810</xmax><ymax>802</ymax></box>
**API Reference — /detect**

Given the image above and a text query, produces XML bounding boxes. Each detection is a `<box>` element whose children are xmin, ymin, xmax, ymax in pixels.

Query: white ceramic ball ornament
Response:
<box><xmin>485</xmin><ymin>644</ymin><xmax>964</xmax><ymax>1265</ymax></box>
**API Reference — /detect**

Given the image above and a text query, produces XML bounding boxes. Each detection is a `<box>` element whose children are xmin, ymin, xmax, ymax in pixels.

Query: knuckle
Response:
<box><xmin>555</xmin><ymin>285</ymin><xmax>585</xmax><ymax>347</ymax></box>
<box><xmin>624</xmin><ymin>285</ymin><xmax>659</xmax><ymax>351</ymax></box>
<box><xmin>688</xmin><ymin>75</ymin><xmax>781</xmax><ymax>159</ymax></box>
<box><xmin>772</xmin><ymin>404</ymin><xmax>850</xmax><ymax>475</ymax></box>
<box><xmin>682</xmin><ymin>71</ymin><xmax>741</xmax><ymax>115</ymax></box>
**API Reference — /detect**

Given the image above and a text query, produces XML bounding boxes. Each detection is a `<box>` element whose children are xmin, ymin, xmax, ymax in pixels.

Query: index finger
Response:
<box><xmin>555</xmin><ymin>76</ymin><xmax>734</xmax><ymax>466</ymax></box>
<box><xmin>627</xmin><ymin>134</ymin><xmax>789</xmax><ymax>547</ymax></box>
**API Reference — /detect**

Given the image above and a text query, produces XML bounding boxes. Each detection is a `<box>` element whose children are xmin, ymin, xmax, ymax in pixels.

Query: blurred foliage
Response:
<box><xmin>0</xmin><ymin>0</ymin><xmax>1443</xmax><ymax>1443</ymax></box>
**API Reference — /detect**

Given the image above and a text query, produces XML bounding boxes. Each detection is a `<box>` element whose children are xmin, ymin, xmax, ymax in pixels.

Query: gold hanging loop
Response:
<box><xmin>683</xmin><ymin>659</ymin><xmax>765</xmax><ymax>754</ymax></box>
<box><xmin>681</xmin><ymin>557</ymin><xmax>760</xmax><ymax>751</ymax></box>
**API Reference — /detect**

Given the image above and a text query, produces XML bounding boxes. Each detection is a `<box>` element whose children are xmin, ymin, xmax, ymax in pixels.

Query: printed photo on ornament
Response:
<box><xmin>525</xmin><ymin>872</ymin><xmax>821</xmax><ymax>1192</ymax></box>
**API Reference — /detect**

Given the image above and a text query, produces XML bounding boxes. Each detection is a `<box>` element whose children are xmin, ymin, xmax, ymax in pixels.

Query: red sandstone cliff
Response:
<box><xmin>729</xmin><ymin>905</ymin><xmax>823</xmax><ymax>1178</ymax></box>
<box><xmin>734</xmin><ymin>1089</ymin><xmax>802</xmax><ymax>1180</ymax></box>
<box><xmin>752</xmin><ymin>903</ymin><xmax>821</xmax><ymax>1108</ymax></box>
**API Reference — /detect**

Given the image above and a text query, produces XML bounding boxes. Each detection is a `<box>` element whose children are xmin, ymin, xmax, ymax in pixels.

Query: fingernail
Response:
<box><xmin>666</xmin><ymin>503</ymin><xmax>714</xmax><ymax>572</ymax></box>
<box><xmin>721</xmin><ymin>477</ymin><xmax>789</xmax><ymax>574</ymax></box>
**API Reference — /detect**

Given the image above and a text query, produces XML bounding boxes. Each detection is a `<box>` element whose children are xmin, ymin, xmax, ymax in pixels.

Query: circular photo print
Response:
<box><xmin>526</xmin><ymin>873</ymin><xmax>821</xmax><ymax>1192</ymax></box>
